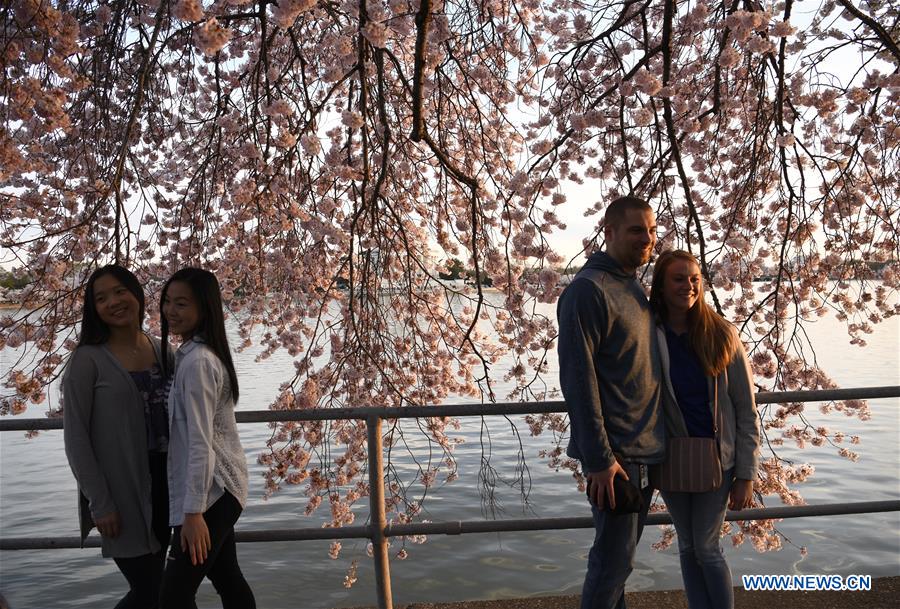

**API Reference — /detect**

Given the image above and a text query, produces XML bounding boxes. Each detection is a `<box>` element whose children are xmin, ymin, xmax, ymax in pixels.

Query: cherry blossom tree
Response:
<box><xmin>2</xmin><ymin>0</ymin><xmax>897</xmax><ymax>563</ymax></box>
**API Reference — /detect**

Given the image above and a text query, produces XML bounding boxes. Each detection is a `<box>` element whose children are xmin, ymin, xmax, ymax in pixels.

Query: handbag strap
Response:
<box><xmin>712</xmin><ymin>377</ymin><xmax>719</xmax><ymax>438</ymax></box>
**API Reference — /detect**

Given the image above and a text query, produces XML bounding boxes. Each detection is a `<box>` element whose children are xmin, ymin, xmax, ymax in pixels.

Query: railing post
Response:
<box><xmin>367</xmin><ymin>414</ymin><xmax>393</xmax><ymax>609</ymax></box>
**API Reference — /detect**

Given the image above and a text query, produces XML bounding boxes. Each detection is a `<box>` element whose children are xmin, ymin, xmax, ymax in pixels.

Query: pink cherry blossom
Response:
<box><xmin>172</xmin><ymin>0</ymin><xmax>203</xmax><ymax>22</ymax></box>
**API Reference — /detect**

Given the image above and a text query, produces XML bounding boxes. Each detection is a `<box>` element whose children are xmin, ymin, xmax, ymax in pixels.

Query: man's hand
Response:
<box><xmin>586</xmin><ymin>461</ymin><xmax>629</xmax><ymax>511</ymax></box>
<box><xmin>95</xmin><ymin>511</ymin><xmax>121</xmax><ymax>538</ymax></box>
<box><xmin>181</xmin><ymin>513</ymin><xmax>211</xmax><ymax>566</ymax></box>
<box><xmin>728</xmin><ymin>479</ymin><xmax>754</xmax><ymax>510</ymax></box>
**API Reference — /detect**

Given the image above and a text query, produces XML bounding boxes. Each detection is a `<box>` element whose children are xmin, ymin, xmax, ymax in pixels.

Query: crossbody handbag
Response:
<box><xmin>654</xmin><ymin>382</ymin><xmax>723</xmax><ymax>493</ymax></box>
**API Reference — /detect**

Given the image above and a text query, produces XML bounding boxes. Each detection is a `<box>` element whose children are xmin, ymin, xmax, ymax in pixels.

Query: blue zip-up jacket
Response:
<box><xmin>557</xmin><ymin>251</ymin><xmax>665</xmax><ymax>472</ymax></box>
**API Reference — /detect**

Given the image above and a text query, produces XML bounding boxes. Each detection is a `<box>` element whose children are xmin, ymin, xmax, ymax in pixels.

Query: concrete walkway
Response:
<box><xmin>346</xmin><ymin>576</ymin><xmax>900</xmax><ymax>609</ymax></box>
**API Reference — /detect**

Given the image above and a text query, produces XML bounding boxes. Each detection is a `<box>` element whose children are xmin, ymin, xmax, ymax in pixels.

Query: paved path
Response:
<box><xmin>346</xmin><ymin>576</ymin><xmax>899</xmax><ymax>609</ymax></box>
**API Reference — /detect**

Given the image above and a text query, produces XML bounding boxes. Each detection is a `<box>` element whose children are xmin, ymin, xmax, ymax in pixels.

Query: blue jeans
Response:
<box><xmin>581</xmin><ymin>462</ymin><xmax>654</xmax><ymax>609</ymax></box>
<box><xmin>660</xmin><ymin>469</ymin><xmax>735</xmax><ymax>609</ymax></box>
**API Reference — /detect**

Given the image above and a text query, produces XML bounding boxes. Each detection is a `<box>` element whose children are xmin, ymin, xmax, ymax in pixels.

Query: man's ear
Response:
<box><xmin>602</xmin><ymin>221</ymin><xmax>613</xmax><ymax>240</ymax></box>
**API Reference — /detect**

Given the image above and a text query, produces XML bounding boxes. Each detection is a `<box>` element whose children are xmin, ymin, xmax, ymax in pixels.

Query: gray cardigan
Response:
<box><xmin>63</xmin><ymin>336</ymin><xmax>170</xmax><ymax>558</ymax></box>
<box><xmin>656</xmin><ymin>326</ymin><xmax>761</xmax><ymax>481</ymax></box>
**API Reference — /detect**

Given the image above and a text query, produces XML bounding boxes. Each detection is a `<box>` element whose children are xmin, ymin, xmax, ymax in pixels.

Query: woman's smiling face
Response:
<box><xmin>162</xmin><ymin>280</ymin><xmax>201</xmax><ymax>341</ymax></box>
<box><xmin>663</xmin><ymin>258</ymin><xmax>702</xmax><ymax>315</ymax></box>
<box><xmin>93</xmin><ymin>274</ymin><xmax>141</xmax><ymax>330</ymax></box>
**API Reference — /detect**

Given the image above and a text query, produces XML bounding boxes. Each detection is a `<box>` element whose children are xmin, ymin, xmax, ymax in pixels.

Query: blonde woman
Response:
<box><xmin>649</xmin><ymin>250</ymin><xmax>760</xmax><ymax>609</ymax></box>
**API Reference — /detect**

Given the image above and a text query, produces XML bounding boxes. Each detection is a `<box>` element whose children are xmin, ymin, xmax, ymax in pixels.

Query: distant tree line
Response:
<box><xmin>439</xmin><ymin>258</ymin><xmax>493</xmax><ymax>286</ymax></box>
<box><xmin>0</xmin><ymin>269</ymin><xmax>29</xmax><ymax>290</ymax></box>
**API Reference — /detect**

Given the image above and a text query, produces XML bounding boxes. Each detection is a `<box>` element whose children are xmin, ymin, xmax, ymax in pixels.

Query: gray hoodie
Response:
<box><xmin>557</xmin><ymin>251</ymin><xmax>665</xmax><ymax>472</ymax></box>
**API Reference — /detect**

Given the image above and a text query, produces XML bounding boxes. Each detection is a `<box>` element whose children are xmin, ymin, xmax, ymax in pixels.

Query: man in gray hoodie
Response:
<box><xmin>557</xmin><ymin>195</ymin><xmax>665</xmax><ymax>609</ymax></box>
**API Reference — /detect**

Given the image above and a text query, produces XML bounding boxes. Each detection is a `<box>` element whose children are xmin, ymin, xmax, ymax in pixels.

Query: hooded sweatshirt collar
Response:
<box><xmin>582</xmin><ymin>250</ymin><xmax>635</xmax><ymax>280</ymax></box>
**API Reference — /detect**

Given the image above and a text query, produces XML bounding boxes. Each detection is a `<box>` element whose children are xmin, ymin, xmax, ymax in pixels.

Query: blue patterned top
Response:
<box><xmin>130</xmin><ymin>364</ymin><xmax>171</xmax><ymax>452</ymax></box>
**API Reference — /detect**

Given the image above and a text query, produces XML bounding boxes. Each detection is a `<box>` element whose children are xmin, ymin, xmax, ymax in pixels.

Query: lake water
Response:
<box><xmin>0</xmin><ymin>295</ymin><xmax>898</xmax><ymax>608</ymax></box>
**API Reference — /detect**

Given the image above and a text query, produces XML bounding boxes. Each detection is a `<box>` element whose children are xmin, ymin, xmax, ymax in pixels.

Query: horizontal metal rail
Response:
<box><xmin>383</xmin><ymin>499</ymin><xmax>900</xmax><ymax>536</ymax></box>
<box><xmin>1</xmin><ymin>385</ymin><xmax>897</xmax><ymax>431</ymax></box>
<box><xmin>3</xmin><ymin>500</ymin><xmax>898</xmax><ymax>551</ymax></box>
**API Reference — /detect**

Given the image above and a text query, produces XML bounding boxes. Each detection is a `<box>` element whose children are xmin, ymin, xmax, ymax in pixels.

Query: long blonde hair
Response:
<box><xmin>649</xmin><ymin>250</ymin><xmax>740</xmax><ymax>376</ymax></box>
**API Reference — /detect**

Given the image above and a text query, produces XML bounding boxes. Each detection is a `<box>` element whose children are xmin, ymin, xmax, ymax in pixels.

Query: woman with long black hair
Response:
<box><xmin>63</xmin><ymin>265</ymin><xmax>172</xmax><ymax>608</ymax></box>
<box><xmin>158</xmin><ymin>267</ymin><xmax>254</xmax><ymax>608</ymax></box>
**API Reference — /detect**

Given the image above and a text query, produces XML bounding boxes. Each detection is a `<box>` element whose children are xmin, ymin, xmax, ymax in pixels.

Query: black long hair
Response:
<box><xmin>160</xmin><ymin>267</ymin><xmax>239</xmax><ymax>402</ymax></box>
<box><xmin>78</xmin><ymin>265</ymin><xmax>145</xmax><ymax>346</ymax></box>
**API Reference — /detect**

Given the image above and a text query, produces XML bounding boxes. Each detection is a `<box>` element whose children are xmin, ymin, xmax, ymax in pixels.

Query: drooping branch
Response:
<box><xmin>660</xmin><ymin>0</ymin><xmax>721</xmax><ymax>312</ymax></box>
<box><xmin>835</xmin><ymin>0</ymin><xmax>900</xmax><ymax>65</ymax></box>
<box><xmin>110</xmin><ymin>3</ymin><xmax>168</xmax><ymax>264</ymax></box>
<box><xmin>410</xmin><ymin>0</ymin><xmax>432</xmax><ymax>142</ymax></box>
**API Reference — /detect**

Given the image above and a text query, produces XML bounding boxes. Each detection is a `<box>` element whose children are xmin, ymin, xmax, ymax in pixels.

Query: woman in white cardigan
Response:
<box><xmin>158</xmin><ymin>267</ymin><xmax>253</xmax><ymax>608</ymax></box>
<box><xmin>649</xmin><ymin>250</ymin><xmax>760</xmax><ymax>609</ymax></box>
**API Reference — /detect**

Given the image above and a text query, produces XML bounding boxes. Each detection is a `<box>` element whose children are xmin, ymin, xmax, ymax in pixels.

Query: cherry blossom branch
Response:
<box><xmin>410</xmin><ymin>0</ymin><xmax>432</xmax><ymax>142</ymax></box>
<box><xmin>835</xmin><ymin>0</ymin><xmax>900</xmax><ymax>64</ymax></box>
<box><xmin>660</xmin><ymin>0</ymin><xmax>720</xmax><ymax>311</ymax></box>
<box><xmin>109</xmin><ymin>3</ymin><xmax>166</xmax><ymax>264</ymax></box>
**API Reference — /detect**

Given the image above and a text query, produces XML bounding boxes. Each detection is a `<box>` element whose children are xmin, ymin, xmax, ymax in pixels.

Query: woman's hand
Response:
<box><xmin>95</xmin><ymin>511</ymin><xmax>121</xmax><ymax>538</ymax></box>
<box><xmin>181</xmin><ymin>513</ymin><xmax>211</xmax><ymax>566</ymax></box>
<box><xmin>728</xmin><ymin>479</ymin><xmax>754</xmax><ymax>510</ymax></box>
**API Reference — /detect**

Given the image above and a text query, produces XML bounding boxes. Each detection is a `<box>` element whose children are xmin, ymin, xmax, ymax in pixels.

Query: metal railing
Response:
<box><xmin>1</xmin><ymin>385</ymin><xmax>899</xmax><ymax>609</ymax></box>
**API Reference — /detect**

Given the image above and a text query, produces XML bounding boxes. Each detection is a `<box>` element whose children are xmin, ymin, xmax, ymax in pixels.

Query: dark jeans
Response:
<box><xmin>113</xmin><ymin>451</ymin><xmax>171</xmax><ymax>609</ymax></box>
<box><xmin>159</xmin><ymin>490</ymin><xmax>255</xmax><ymax>609</ymax></box>
<box><xmin>581</xmin><ymin>462</ymin><xmax>654</xmax><ymax>609</ymax></box>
